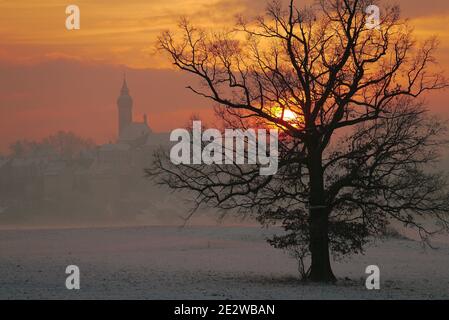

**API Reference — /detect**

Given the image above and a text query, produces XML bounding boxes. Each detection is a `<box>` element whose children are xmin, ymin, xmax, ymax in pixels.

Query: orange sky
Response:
<box><xmin>1</xmin><ymin>0</ymin><xmax>449</xmax><ymax>153</ymax></box>
<box><xmin>0</xmin><ymin>0</ymin><xmax>262</xmax><ymax>68</ymax></box>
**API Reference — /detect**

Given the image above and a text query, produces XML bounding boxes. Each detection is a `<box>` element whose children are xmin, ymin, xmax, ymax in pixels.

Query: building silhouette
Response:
<box><xmin>117</xmin><ymin>75</ymin><xmax>152</xmax><ymax>144</ymax></box>
<box><xmin>0</xmin><ymin>76</ymin><xmax>170</xmax><ymax>223</ymax></box>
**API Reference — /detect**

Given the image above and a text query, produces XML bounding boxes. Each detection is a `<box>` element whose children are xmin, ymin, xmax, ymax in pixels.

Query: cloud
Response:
<box><xmin>1</xmin><ymin>0</ymin><xmax>449</xmax><ymax>68</ymax></box>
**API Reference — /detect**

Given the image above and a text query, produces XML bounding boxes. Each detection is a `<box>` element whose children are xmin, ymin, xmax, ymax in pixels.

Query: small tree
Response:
<box><xmin>147</xmin><ymin>0</ymin><xmax>449</xmax><ymax>282</ymax></box>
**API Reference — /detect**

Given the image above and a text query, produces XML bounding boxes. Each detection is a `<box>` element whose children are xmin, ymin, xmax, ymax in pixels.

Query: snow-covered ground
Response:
<box><xmin>0</xmin><ymin>225</ymin><xmax>448</xmax><ymax>299</ymax></box>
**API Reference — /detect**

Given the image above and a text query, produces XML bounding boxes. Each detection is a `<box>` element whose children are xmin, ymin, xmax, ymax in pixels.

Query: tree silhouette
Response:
<box><xmin>9</xmin><ymin>131</ymin><xmax>95</xmax><ymax>160</ymax></box>
<box><xmin>147</xmin><ymin>0</ymin><xmax>449</xmax><ymax>282</ymax></box>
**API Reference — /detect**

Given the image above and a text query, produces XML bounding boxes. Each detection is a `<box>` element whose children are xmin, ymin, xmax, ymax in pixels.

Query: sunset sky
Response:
<box><xmin>1</xmin><ymin>0</ymin><xmax>449</xmax><ymax>153</ymax></box>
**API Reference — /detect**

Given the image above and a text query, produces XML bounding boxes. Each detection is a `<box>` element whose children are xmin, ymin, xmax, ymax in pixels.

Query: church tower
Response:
<box><xmin>117</xmin><ymin>75</ymin><xmax>133</xmax><ymax>139</ymax></box>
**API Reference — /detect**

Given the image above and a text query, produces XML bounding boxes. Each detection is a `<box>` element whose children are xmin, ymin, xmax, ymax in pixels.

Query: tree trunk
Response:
<box><xmin>307</xmin><ymin>151</ymin><xmax>336</xmax><ymax>283</ymax></box>
<box><xmin>308</xmin><ymin>207</ymin><xmax>336</xmax><ymax>282</ymax></box>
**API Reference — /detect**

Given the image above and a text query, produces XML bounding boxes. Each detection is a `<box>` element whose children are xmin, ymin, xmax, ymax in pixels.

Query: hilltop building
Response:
<box><xmin>117</xmin><ymin>76</ymin><xmax>152</xmax><ymax>144</ymax></box>
<box><xmin>0</xmin><ymin>75</ymin><xmax>170</xmax><ymax>220</ymax></box>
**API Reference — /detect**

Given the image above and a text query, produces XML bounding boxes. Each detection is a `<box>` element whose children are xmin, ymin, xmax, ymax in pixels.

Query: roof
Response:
<box><xmin>0</xmin><ymin>158</ymin><xmax>10</xmax><ymax>169</ymax></box>
<box><xmin>145</xmin><ymin>132</ymin><xmax>171</xmax><ymax>147</ymax></box>
<box><xmin>42</xmin><ymin>161</ymin><xmax>67</xmax><ymax>176</ymax></box>
<box><xmin>11</xmin><ymin>158</ymin><xmax>43</xmax><ymax>167</ymax></box>
<box><xmin>119</xmin><ymin>122</ymin><xmax>151</xmax><ymax>143</ymax></box>
<box><xmin>99</xmin><ymin>143</ymin><xmax>131</xmax><ymax>152</ymax></box>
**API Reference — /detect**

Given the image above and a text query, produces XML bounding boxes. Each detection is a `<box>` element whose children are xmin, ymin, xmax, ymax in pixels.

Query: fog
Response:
<box><xmin>0</xmin><ymin>131</ymin><xmax>257</xmax><ymax>230</ymax></box>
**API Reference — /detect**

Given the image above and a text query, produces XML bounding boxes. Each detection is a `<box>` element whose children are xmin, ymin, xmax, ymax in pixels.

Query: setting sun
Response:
<box><xmin>269</xmin><ymin>105</ymin><xmax>304</xmax><ymax>128</ymax></box>
<box><xmin>282</xmin><ymin>109</ymin><xmax>298</xmax><ymax>122</ymax></box>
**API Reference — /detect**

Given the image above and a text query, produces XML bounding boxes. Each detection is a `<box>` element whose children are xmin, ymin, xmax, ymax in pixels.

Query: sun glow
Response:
<box><xmin>270</xmin><ymin>106</ymin><xmax>304</xmax><ymax>128</ymax></box>
<box><xmin>281</xmin><ymin>109</ymin><xmax>298</xmax><ymax>122</ymax></box>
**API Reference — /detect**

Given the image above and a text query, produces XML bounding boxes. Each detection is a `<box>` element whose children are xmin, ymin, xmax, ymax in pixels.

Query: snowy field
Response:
<box><xmin>0</xmin><ymin>225</ymin><xmax>448</xmax><ymax>299</ymax></box>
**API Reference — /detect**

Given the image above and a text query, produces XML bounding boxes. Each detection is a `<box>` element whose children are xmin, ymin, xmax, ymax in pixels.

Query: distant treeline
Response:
<box><xmin>7</xmin><ymin>131</ymin><xmax>96</xmax><ymax>160</ymax></box>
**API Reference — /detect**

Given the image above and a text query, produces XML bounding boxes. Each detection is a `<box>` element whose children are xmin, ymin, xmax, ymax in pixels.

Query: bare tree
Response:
<box><xmin>147</xmin><ymin>0</ymin><xmax>449</xmax><ymax>282</ymax></box>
